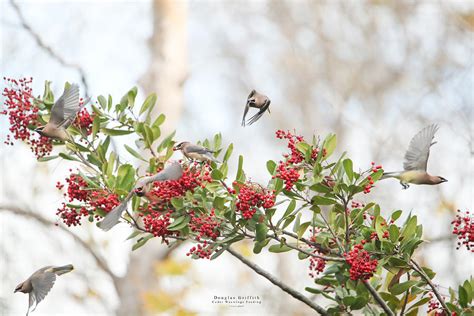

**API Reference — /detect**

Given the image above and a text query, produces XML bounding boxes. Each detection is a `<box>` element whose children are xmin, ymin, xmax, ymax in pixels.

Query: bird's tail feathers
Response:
<box><xmin>381</xmin><ymin>171</ymin><xmax>402</xmax><ymax>180</ymax></box>
<box><xmin>52</xmin><ymin>264</ymin><xmax>74</xmax><ymax>275</ymax></box>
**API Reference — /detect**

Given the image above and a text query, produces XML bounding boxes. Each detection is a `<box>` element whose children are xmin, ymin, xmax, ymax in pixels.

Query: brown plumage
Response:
<box><xmin>241</xmin><ymin>89</ymin><xmax>271</xmax><ymax>126</ymax></box>
<box><xmin>14</xmin><ymin>264</ymin><xmax>73</xmax><ymax>316</ymax></box>
<box><xmin>173</xmin><ymin>141</ymin><xmax>220</xmax><ymax>163</ymax></box>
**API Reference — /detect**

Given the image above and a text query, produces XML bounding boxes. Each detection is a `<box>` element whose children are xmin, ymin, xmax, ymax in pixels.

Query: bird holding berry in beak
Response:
<box><xmin>174</xmin><ymin>141</ymin><xmax>220</xmax><ymax>163</ymax></box>
<box><xmin>35</xmin><ymin>83</ymin><xmax>90</xmax><ymax>142</ymax></box>
<box><xmin>241</xmin><ymin>89</ymin><xmax>271</xmax><ymax>126</ymax></box>
<box><xmin>381</xmin><ymin>124</ymin><xmax>447</xmax><ymax>189</ymax></box>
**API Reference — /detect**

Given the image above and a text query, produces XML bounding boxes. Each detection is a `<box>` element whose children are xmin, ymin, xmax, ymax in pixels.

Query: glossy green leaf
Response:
<box><xmin>268</xmin><ymin>244</ymin><xmax>292</xmax><ymax>253</ymax></box>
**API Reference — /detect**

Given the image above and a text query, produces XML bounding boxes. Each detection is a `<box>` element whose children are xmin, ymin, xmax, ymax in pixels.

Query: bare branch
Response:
<box><xmin>9</xmin><ymin>0</ymin><xmax>89</xmax><ymax>95</ymax></box>
<box><xmin>226</xmin><ymin>247</ymin><xmax>328</xmax><ymax>315</ymax></box>
<box><xmin>363</xmin><ymin>281</ymin><xmax>395</xmax><ymax>316</ymax></box>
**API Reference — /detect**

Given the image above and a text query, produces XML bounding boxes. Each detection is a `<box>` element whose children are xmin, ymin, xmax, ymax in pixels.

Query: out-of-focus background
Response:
<box><xmin>0</xmin><ymin>0</ymin><xmax>472</xmax><ymax>315</ymax></box>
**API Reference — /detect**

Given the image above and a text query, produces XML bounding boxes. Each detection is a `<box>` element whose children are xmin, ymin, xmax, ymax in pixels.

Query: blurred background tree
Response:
<box><xmin>1</xmin><ymin>0</ymin><xmax>472</xmax><ymax>315</ymax></box>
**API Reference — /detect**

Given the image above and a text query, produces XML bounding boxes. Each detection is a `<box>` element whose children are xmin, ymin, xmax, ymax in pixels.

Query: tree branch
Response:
<box><xmin>10</xmin><ymin>0</ymin><xmax>89</xmax><ymax>95</ymax></box>
<box><xmin>410</xmin><ymin>259</ymin><xmax>450</xmax><ymax>314</ymax></box>
<box><xmin>226</xmin><ymin>247</ymin><xmax>328</xmax><ymax>315</ymax></box>
<box><xmin>0</xmin><ymin>204</ymin><xmax>119</xmax><ymax>290</ymax></box>
<box><xmin>363</xmin><ymin>281</ymin><xmax>395</xmax><ymax>316</ymax></box>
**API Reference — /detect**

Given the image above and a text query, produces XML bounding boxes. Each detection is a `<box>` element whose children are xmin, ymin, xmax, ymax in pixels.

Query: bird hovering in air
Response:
<box><xmin>241</xmin><ymin>89</ymin><xmax>271</xmax><ymax>126</ymax></box>
<box><xmin>382</xmin><ymin>124</ymin><xmax>447</xmax><ymax>189</ymax></box>
<box><xmin>14</xmin><ymin>264</ymin><xmax>74</xmax><ymax>316</ymax></box>
<box><xmin>35</xmin><ymin>83</ymin><xmax>89</xmax><ymax>141</ymax></box>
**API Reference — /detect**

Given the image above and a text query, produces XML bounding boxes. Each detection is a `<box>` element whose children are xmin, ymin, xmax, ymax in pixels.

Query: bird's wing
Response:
<box><xmin>50</xmin><ymin>84</ymin><xmax>81</xmax><ymax>128</ymax></box>
<box><xmin>242</xmin><ymin>102</ymin><xmax>250</xmax><ymax>126</ymax></box>
<box><xmin>27</xmin><ymin>292</ymin><xmax>35</xmax><ymax>315</ymax></box>
<box><xmin>246</xmin><ymin>99</ymin><xmax>271</xmax><ymax>126</ymax></box>
<box><xmin>186</xmin><ymin>144</ymin><xmax>213</xmax><ymax>154</ymax></box>
<box><xmin>151</xmin><ymin>163</ymin><xmax>183</xmax><ymax>182</ymax></box>
<box><xmin>30</xmin><ymin>271</ymin><xmax>56</xmax><ymax>306</ymax></box>
<box><xmin>403</xmin><ymin>124</ymin><xmax>439</xmax><ymax>171</ymax></box>
<box><xmin>98</xmin><ymin>193</ymin><xmax>133</xmax><ymax>231</ymax></box>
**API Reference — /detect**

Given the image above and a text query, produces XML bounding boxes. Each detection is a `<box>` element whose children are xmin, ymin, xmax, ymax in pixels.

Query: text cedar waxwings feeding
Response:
<box><xmin>241</xmin><ymin>89</ymin><xmax>271</xmax><ymax>126</ymax></box>
<box><xmin>98</xmin><ymin>162</ymin><xmax>183</xmax><ymax>231</ymax></box>
<box><xmin>35</xmin><ymin>83</ymin><xmax>89</xmax><ymax>142</ymax></box>
<box><xmin>14</xmin><ymin>264</ymin><xmax>73</xmax><ymax>316</ymax></box>
<box><xmin>173</xmin><ymin>142</ymin><xmax>220</xmax><ymax>163</ymax></box>
<box><xmin>381</xmin><ymin>124</ymin><xmax>447</xmax><ymax>189</ymax></box>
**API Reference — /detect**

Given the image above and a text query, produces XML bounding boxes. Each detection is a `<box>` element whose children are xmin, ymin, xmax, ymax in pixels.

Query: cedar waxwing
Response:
<box><xmin>173</xmin><ymin>142</ymin><xmax>220</xmax><ymax>163</ymax></box>
<box><xmin>98</xmin><ymin>162</ymin><xmax>183</xmax><ymax>231</ymax></box>
<box><xmin>14</xmin><ymin>264</ymin><xmax>73</xmax><ymax>316</ymax></box>
<box><xmin>382</xmin><ymin>124</ymin><xmax>447</xmax><ymax>189</ymax></box>
<box><xmin>241</xmin><ymin>89</ymin><xmax>271</xmax><ymax>126</ymax></box>
<box><xmin>35</xmin><ymin>84</ymin><xmax>89</xmax><ymax>141</ymax></box>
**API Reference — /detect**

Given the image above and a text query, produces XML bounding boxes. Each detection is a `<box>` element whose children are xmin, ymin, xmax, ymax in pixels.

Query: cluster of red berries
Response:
<box><xmin>142</xmin><ymin>210</ymin><xmax>174</xmax><ymax>242</ymax></box>
<box><xmin>274</xmin><ymin>162</ymin><xmax>300</xmax><ymax>191</ymax></box>
<box><xmin>308</xmin><ymin>252</ymin><xmax>326</xmax><ymax>278</ymax></box>
<box><xmin>351</xmin><ymin>201</ymin><xmax>365</xmax><ymax>209</ymax></box>
<box><xmin>344</xmin><ymin>243</ymin><xmax>378</xmax><ymax>281</ymax></box>
<box><xmin>186</xmin><ymin>240</ymin><xmax>214</xmax><ymax>259</ymax></box>
<box><xmin>276</xmin><ymin>129</ymin><xmax>305</xmax><ymax>164</ymax></box>
<box><xmin>1</xmin><ymin>77</ymin><xmax>53</xmax><ymax>158</ymax></box>
<box><xmin>363</xmin><ymin>162</ymin><xmax>383</xmax><ymax>194</ymax></box>
<box><xmin>235</xmin><ymin>183</ymin><xmax>276</xmax><ymax>220</ymax></box>
<box><xmin>74</xmin><ymin>108</ymin><xmax>93</xmax><ymax>135</ymax></box>
<box><xmin>144</xmin><ymin>164</ymin><xmax>212</xmax><ymax>212</ymax></box>
<box><xmin>427</xmin><ymin>293</ymin><xmax>449</xmax><ymax>315</ymax></box>
<box><xmin>451</xmin><ymin>210</ymin><xmax>473</xmax><ymax>252</ymax></box>
<box><xmin>189</xmin><ymin>209</ymin><xmax>222</xmax><ymax>241</ymax></box>
<box><xmin>56</xmin><ymin>172</ymin><xmax>119</xmax><ymax>226</ymax></box>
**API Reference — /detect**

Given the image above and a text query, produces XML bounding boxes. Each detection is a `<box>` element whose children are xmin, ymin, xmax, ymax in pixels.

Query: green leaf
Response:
<box><xmin>223</xmin><ymin>143</ymin><xmax>233</xmax><ymax>162</ymax></box>
<box><xmin>266</xmin><ymin>160</ymin><xmax>277</xmax><ymax>175</ymax></box>
<box><xmin>59</xmin><ymin>153</ymin><xmax>80</xmax><ymax>162</ymax></box>
<box><xmin>97</xmin><ymin>95</ymin><xmax>107</xmax><ymax>109</ymax></box>
<box><xmin>116</xmin><ymin>164</ymin><xmax>135</xmax><ymax>190</ymax></box>
<box><xmin>322</xmin><ymin>134</ymin><xmax>337</xmax><ymax>159</ymax></box>
<box><xmin>343</xmin><ymin>159</ymin><xmax>354</xmax><ymax>182</ymax></box>
<box><xmin>390</xmin><ymin>280</ymin><xmax>418</xmax><ymax>295</ymax></box>
<box><xmin>126</xmin><ymin>230</ymin><xmax>143</xmax><ymax>240</ymax></box>
<box><xmin>312</xmin><ymin>196</ymin><xmax>336</xmax><ymax>205</ymax></box>
<box><xmin>168</xmin><ymin>216</ymin><xmax>190</xmax><ymax>231</ymax></box>
<box><xmin>459</xmin><ymin>285</ymin><xmax>468</xmax><ymax>307</ymax></box>
<box><xmin>102</xmin><ymin>128</ymin><xmax>134</xmax><ymax>136</ymax></box>
<box><xmin>37</xmin><ymin>155</ymin><xmax>59</xmax><ymax>162</ymax></box>
<box><xmin>391</xmin><ymin>210</ymin><xmax>403</xmax><ymax>221</ymax></box>
<box><xmin>256</xmin><ymin>223</ymin><xmax>268</xmax><ymax>242</ymax></box>
<box><xmin>211</xmin><ymin>169</ymin><xmax>223</xmax><ymax>180</ymax></box>
<box><xmin>140</xmin><ymin>93</ymin><xmax>157</xmax><ymax>115</ymax></box>
<box><xmin>157</xmin><ymin>130</ymin><xmax>176</xmax><ymax>153</ymax></box>
<box><xmin>297</xmin><ymin>222</ymin><xmax>311</xmax><ymax>239</ymax></box>
<box><xmin>401</xmin><ymin>215</ymin><xmax>417</xmax><ymax>240</ymax></box>
<box><xmin>389</xmin><ymin>225</ymin><xmax>399</xmax><ymax>243</ymax></box>
<box><xmin>132</xmin><ymin>235</ymin><xmax>153</xmax><ymax>251</ymax></box>
<box><xmin>152</xmin><ymin>113</ymin><xmax>165</xmax><ymax>128</ymax></box>
<box><xmin>268</xmin><ymin>244</ymin><xmax>292</xmax><ymax>253</ymax></box>
<box><xmin>236</xmin><ymin>155</ymin><xmax>244</xmax><ymax>181</ymax></box>
<box><xmin>293</xmin><ymin>213</ymin><xmax>302</xmax><ymax>233</ymax></box>
<box><xmin>92</xmin><ymin>115</ymin><xmax>100</xmax><ymax>139</ymax></box>
<box><xmin>124</xmin><ymin>144</ymin><xmax>147</xmax><ymax>162</ymax></box>
<box><xmin>170</xmin><ymin>197</ymin><xmax>184</xmax><ymax>210</ymax></box>
<box><xmin>375</xmin><ymin>216</ymin><xmax>385</xmax><ymax>240</ymax></box>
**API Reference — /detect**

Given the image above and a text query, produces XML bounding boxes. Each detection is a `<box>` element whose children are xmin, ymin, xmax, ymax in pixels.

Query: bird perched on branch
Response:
<box><xmin>98</xmin><ymin>162</ymin><xmax>183</xmax><ymax>231</ymax></box>
<box><xmin>241</xmin><ymin>89</ymin><xmax>271</xmax><ymax>126</ymax></box>
<box><xmin>35</xmin><ymin>83</ymin><xmax>90</xmax><ymax>141</ymax></box>
<box><xmin>14</xmin><ymin>264</ymin><xmax>73</xmax><ymax>316</ymax></box>
<box><xmin>174</xmin><ymin>141</ymin><xmax>220</xmax><ymax>163</ymax></box>
<box><xmin>382</xmin><ymin>124</ymin><xmax>447</xmax><ymax>189</ymax></box>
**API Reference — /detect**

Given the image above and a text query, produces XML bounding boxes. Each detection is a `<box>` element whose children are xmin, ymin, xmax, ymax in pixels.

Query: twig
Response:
<box><xmin>400</xmin><ymin>273</ymin><xmax>410</xmax><ymax>316</ymax></box>
<box><xmin>363</xmin><ymin>281</ymin><xmax>395</xmax><ymax>316</ymax></box>
<box><xmin>10</xmin><ymin>0</ymin><xmax>89</xmax><ymax>95</ymax></box>
<box><xmin>276</xmin><ymin>236</ymin><xmax>345</xmax><ymax>262</ymax></box>
<box><xmin>410</xmin><ymin>259</ymin><xmax>450</xmax><ymax>314</ymax></box>
<box><xmin>282</xmin><ymin>230</ymin><xmax>334</xmax><ymax>254</ymax></box>
<box><xmin>0</xmin><ymin>204</ymin><xmax>119</xmax><ymax>289</ymax></box>
<box><xmin>226</xmin><ymin>247</ymin><xmax>328</xmax><ymax>315</ymax></box>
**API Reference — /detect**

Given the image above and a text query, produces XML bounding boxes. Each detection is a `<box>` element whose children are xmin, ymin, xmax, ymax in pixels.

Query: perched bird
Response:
<box><xmin>241</xmin><ymin>89</ymin><xmax>271</xmax><ymax>126</ymax></box>
<box><xmin>35</xmin><ymin>83</ymin><xmax>89</xmax><ymax>141</ymax></box>
<box><xmin>382</xmin><ymin>124</ymin><xmax>447</xmax><ymax>189</ymax></box>
<box><xmin>14</xmin><ymin>264</ymin><xmax>73</xmax><ymax>316</ymax></box>
<box><xmin>98</xmin><ymin>162</ymin><xmax>183</xmax><ymax>231</ymax></box>
<box><xmin>174</xmin><ymin>141</ymin><xmax>220</xmax><ymax>163</ymax></box>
